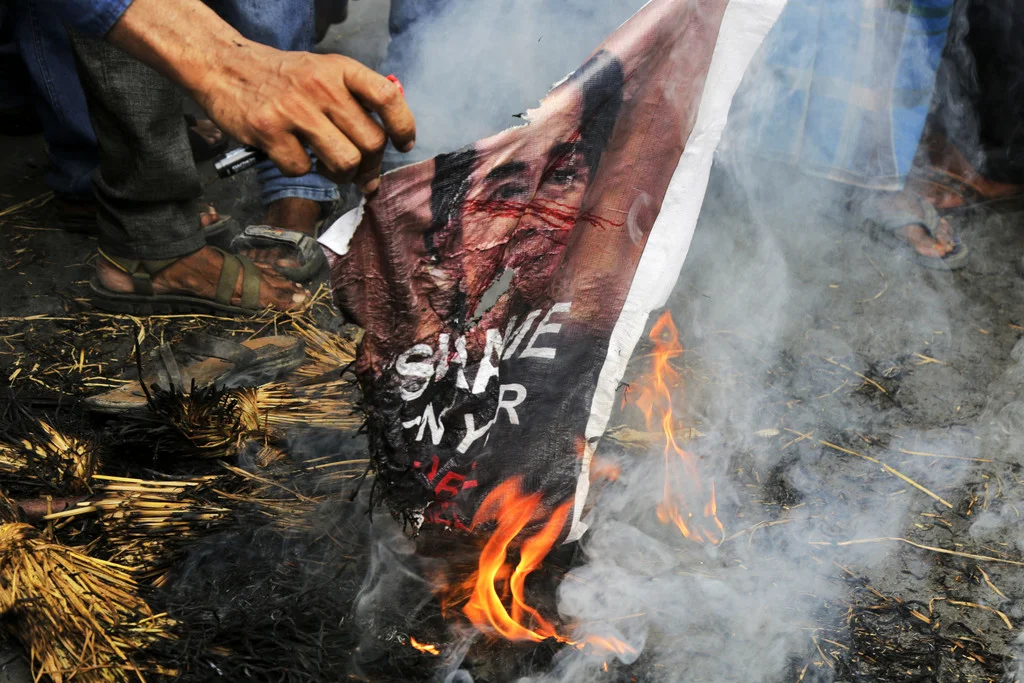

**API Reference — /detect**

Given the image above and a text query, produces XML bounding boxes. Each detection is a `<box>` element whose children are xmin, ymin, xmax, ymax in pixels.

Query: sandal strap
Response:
<box><xmin>914</xmin><ymin>196</ymin><xmax>941</xmax><ymax>239</ymax></box>
<box><xmin>229</xmin><ymin>224</ymin><xmax>326</xmax><ymax>282</ymax></box>
<box><xmin>154</xmin><ymin>344</ymin><xmax>183</xmax><ymax>391</ymax></box>
<box><xmin>97</xmin><ymin>248</ymin><xmax>182</xmax><ymax>297</ymax></box>
<box><xmin>213</xmin><ymin>247</ymin><xmax>241</xmax><ymax>306</ymax></box>
<box><xmin>180</xmin><ymin>332</ymin><xmax>257</xmax><ymax>366</ymax></box>
<box><xmin>858</xmin><ymin>194</ymin><xmax>941</xmax><ymax>237</ymax></box>
<box><xmin>910</xmin><ymin>167</ymin><xmax>987</xmax><ymax>204</ymax></box>
<box><xmin>232</xmin><ymin>225</ymin><xmax>312</xmax><ymax>263</ymax></box>
<box><xmin>238</xmin><ymin>254</ymin><xmax>262</xmax><ymax>309</ymax></box>
<box><xmin>211</xmin><ymin>247</ymin><xmax>261</xmax><ymax>310</ymax></box>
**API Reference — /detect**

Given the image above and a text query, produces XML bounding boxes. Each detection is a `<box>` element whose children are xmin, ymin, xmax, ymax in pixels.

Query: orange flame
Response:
<box><xmin>629</xmin><ymin>311</ymin><xmax>723</xmax><ymax>544</ymax></box>
<box><xmin>410</xmin><ymin>637</ymin><xmax>440</xmax><ymax>656</ymax></box>
<box><xmin>462</xmin><ymin>478</ymin><xmax>570</xmax><ymax>642</ymax></box>
<box><xmin>452</xmin><ymin>477</ymin><xmax>633</xmax><ymax>655</ymax></box>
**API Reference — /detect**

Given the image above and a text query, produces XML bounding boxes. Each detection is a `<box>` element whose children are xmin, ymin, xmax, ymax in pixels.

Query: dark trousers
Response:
<box><xmin>7</xmin><ymin>0</ymin><xmax>100</xmax><ymax>198</ymax></box>
<box><xmin>67</xmin><ymin>0</ymin><xmax>321</xmax><ymax>261</ymax></box>
<box><xmin>934</xmin><ymin>0</ymin><xmax>1024</xmax><ymax>183</ymax></box>
<box><xmin>68</xmin><ymin>32</ymin><xmax>205</xmax><ymax>261</ymax></box>
<box><xmin>964</xmin><ymin>0</ymin><xmax>1024</xmax><ymax>182</ymax></box>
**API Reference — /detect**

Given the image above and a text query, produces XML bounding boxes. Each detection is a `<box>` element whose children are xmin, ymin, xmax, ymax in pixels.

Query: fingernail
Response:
<box><xmin>400</xmin><ymin>141</ymin><xmax>415</xmax><ymax>153</ymax></box>
<box><xmin>361</xmin><ymin>177</ymin><xmax>381</xmax><ymax>194</ymax></box>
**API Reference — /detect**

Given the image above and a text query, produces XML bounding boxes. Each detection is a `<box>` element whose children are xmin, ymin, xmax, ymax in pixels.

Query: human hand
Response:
<box><xmin>195</xmin><ymin>45</ymin><xmax>415</xmax><ymax>192</ymax></box>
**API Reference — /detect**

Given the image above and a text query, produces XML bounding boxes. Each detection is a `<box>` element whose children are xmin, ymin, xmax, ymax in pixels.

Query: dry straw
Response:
<box><xmin>1</xmin><ymin>420</ymin><xmax>97</xmax><ymax>494</ymax></box>
<box><xmin>0</xmin><ymin>493</ymin><xmax>174</xmax><ymax>682</ymax></box>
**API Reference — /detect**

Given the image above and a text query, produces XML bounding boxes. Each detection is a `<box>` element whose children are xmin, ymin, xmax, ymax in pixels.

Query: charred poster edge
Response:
<box><xmin>565</xmin><ymin>0</ymin><xmax>787</xmax><ymax>541</ymax></box>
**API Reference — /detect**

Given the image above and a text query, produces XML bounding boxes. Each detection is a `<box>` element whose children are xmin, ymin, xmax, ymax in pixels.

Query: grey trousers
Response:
<box><xmin>69</xmin><ymin>32</ymin><xmax>205</xmax><ymax>261</ymax></box>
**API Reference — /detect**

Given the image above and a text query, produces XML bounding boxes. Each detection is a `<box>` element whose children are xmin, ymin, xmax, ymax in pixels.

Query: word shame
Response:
<box><xmin>397</xmin><ymin>302</ymin><xmax>570</xmax><ymax>453</ymax></box>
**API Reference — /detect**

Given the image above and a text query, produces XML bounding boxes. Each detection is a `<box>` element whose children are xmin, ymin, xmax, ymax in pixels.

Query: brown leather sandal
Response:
<box><xmin>89</xmin><ymin>247</ymin><xmax>266</xmax><ymax>316</ymax></box>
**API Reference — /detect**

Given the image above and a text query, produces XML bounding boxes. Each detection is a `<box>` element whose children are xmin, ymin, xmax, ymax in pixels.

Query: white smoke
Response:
<box><xmin>380</xmin><ymin>0</ymin><xmax>646</xmax><ymax>165</ymax></box>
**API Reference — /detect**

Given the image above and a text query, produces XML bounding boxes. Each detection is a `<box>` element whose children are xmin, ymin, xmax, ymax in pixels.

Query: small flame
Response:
<box><xmin>409</xmin><ymin>637</ymin><xmax>440</xmax><ymax>656</ymax></box>
<box><xmin>630</xmin><ymin>311</ymin><xmax>723</xmax><ymax>544</ymax></box>
<box><xmin>452</xmin><ymin>477</ymin><xmax>633</xmax><ymax>655</ymax></box>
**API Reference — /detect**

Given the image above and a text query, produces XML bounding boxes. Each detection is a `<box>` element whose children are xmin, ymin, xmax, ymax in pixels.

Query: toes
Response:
<box><xmin>936</xmin><ymin>218</ymin><xmax>955</xmax><ymax>244</ymax></box>
<box><xmin>193</xmin><ymin>120</ymin><xmax>223</xmax><ymax>145</ymax></box>
<box><xmin>254</xmin><ymin>275</ymin><xmax>307</xmax><ymax>310</ymax></box>
<box><xmin>200</xmin><ymin>205</ymin><xmax>219</xmax><ymax>228</ymax></box>
<box><xmin>904</xmin><ymin>225</ymin><xmax>952</xmax><ymax>258</ymax></box>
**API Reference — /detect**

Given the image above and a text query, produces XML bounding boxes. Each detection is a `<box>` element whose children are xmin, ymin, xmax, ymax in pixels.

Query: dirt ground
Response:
<box><xmin>2</xmin><ymin>1</ymin><xmax>1024</xmax><ymax>680</ymax></box>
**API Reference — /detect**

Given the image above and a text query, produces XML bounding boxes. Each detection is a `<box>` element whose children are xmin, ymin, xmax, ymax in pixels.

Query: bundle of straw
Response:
<box><xmin>288</xmin><ymin>319</ymin><xmax>358</xmax><ymax>379</ymax></box>
<box><xmin>235</xmin><ymin>382</ymin><xmax>361</xmax><ymax>432</ymax></box>
<box><xmin>1</xmin><ymin>419</ymin><xmax>97</xmax><ymax>494</ymax></box>
<box><xmin>43</xmin><ymin>474</ymin><xmax>234</xmax><ymax>585</ymax></box>
<box><xmin>0</xmin><ymin>489</ymin><xmax>22</xmax><ymax>521</ymax></box>
<box><xmin>228</xmin><ymin>320</ymin><xmax>363</xmax><ymax>432</ymax></box>
<box><xmin>0</xmin><ymin>518</ymin><xmax>174</xmax><ymax>681</ymax></box>
<box><xmin>104</xmin><ymin>321</ymin><xmax>362</xmax><ymax>460</ymax></box>
<box><xmin>110</xmin><ymin>383</ymin><xmax>270</xmax><ymax>460</ymax></box>
<box><xmin>0</xmin><ymin>443</ymin><xmax>19</xmax><ymax>476</ymax></box>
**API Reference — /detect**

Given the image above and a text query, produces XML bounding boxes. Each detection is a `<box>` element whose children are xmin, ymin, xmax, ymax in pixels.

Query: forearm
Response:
<box><xmin>105</xmin><ymin>0</ymin><xmax>255</xmax><ymax>95</ymax></box>
<box><xmin>101</xmin><ymin>0</ymin><xmax>415</xmax><ymax>189</ymax></box>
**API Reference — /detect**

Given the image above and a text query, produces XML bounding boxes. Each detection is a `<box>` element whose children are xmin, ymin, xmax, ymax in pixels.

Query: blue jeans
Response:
<box><xmin>9</xmin><ymin>0</ymin><xmax>98</xmax><ymax>198</ymax></box>
<box><xmin>211</xmin><ymin>0</ymin><xmax>340</xmax><ymax>207</ymax></box>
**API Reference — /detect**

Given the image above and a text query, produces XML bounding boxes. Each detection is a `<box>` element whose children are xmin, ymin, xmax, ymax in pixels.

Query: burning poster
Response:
<box><xmin>320</xmin><ymin>0</ymin><xmax>782</xmax><ymax>541</ymax></box>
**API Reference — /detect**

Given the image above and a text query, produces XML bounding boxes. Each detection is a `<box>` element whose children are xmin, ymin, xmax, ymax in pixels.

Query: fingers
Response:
<box><xmin>244</xmin><ymin>100</ymin><xmax>316</xmax><ymax>176</ymax></box>
<box><xmin>343</xmin><ymin>65</ymin><xmax>416</xmax><ymax>153</ymax></box>
<box><xmin>240</xmin><ymin>55</ymin><xmax>416</xmax><ymax>192</ymax></box>
<box><xmin>325</xmin><ymin>96</ymin><xmax>388</xmax><ymax>192</ymax></box>
<box><xmin>262</xmin><ymin>133</ymin><xmax>313</xmax><ymax>177</ymax></box>
<box><xmin>299</xmin><ymin>110</ymin><xmax>363</xmax><ymax>186</ymax></box>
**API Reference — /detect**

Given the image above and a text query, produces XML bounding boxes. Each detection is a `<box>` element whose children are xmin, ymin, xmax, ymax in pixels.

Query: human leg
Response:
<box><xmin>68</xmin><ymin>31</ymin><xmax>307</xmax><ymax>311</ymax></box>
<box><xmin>11</xmin><ymin>0</ymin><xmax>98</xmax><ymax>198</ymax></box>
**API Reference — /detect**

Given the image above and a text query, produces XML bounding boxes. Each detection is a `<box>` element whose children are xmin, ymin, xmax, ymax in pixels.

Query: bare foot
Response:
<box><xmin>200</xmin><ymin>204</ymin><xmax>220</xmax><ymax>228</ymax></box>
<box><xmin>190</xmin><ymin>119</ymin><xmax>223</xmax><ymax>147</ymax></box>
<box><xmin>878</xmin><ymin>192</ymin><xmax>956</xmax><ymax>259</ymax></box>
<box><xmin>913</xmin><ymin>131</ymin><xmax>1024</xmax><ymax>210</ymax></box>
<box><xmin>96</xmin><ymin>245</ymin><xmax>308</xmax><ymax>311</ymax></box>
<box><xmin>245</xmin><ymin>197</ymin><xmax>322</xmax><ymax>269</ymax></box>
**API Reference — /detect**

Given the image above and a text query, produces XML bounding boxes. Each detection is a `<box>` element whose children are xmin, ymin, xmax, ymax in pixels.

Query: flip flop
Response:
<box><xmin>85</xmin><ymin>333</ymin><xmax>306</xmax><ymax>414</ymax></box>
<box><xmin>859</xmin><ymin>194</ymin><xmax>970</xmax><ymax>271</ymax></box>
<box><xmin>90</xmin><ymin>246</ymin><xmax>269</xmax><ymax>316</ymax></box>
<box><xmin>230</xmin><ymin>224</ymin><xmax>327</xmax><ymax>282</ymax></box>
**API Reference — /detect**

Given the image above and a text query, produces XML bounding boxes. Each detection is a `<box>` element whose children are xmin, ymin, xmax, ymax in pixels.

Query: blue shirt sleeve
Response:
<box><xmin>54</xmin><ymin>0</ymin><xmax>135</xmax><ymax>38</ymax></box>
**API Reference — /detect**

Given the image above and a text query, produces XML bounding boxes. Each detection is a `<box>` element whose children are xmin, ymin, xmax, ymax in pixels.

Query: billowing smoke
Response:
<box><xmin>380</xmin><ymin>0</ymin><xmax>646</xmax><ymax>165</ymax></box>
